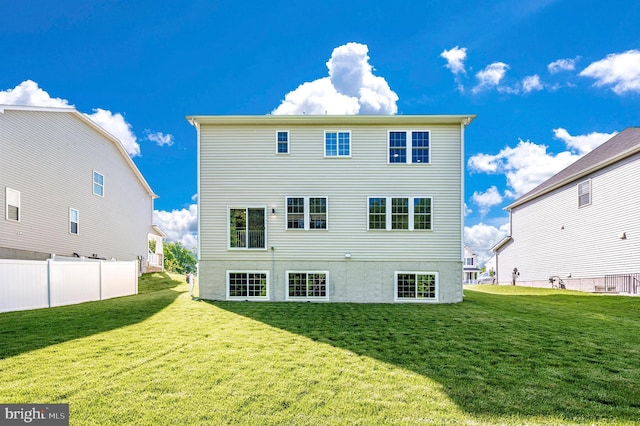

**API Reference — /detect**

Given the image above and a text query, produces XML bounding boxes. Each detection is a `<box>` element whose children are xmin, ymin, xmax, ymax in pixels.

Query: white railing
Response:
<box><xmin>234</xmin><ymin>230</ymin><xmax>265</xmax><ymax>248</ymax></box>
<box><xmin>0</xmin><ymin>259</ymin><xmax>138</xmax><ymax>313</ymax></box>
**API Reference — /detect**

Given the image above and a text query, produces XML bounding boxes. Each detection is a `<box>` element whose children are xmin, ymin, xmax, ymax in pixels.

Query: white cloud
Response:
<box><xmin>0</xmin><ymin>80</ymin><xmax>72</xmax><ymax>107</ymax></box>
<box><xmin>580</xmin><ymin>50</ymin><xmax>640</xmax><ymax>94</ymax></box>
<box><xmin>272</xmin><ymin>42</ymin><xmax>398</xmax><ymax>115</ymax></box>
<box><xmin>0</xmin><ymin>80</ymin><xmax>142</xmax><ymax>157</ymax></box>
<box><xmin>464</xmin><ymin>221</ymin><xmax>510</xmax><ymax>266</ymax></box>
<box><xmin>154</xmin><ymin>204</ymin><xmax>198</xmax><ymax>250</ymax></box>
<box><xmin>468</xmin><ymin>139</ymin><xmax>580</xmax><ymax>197</ymax></box>
<box><xmin>472</xmin><ymin>62</ymin><xmax>509</xmax><ymax>93</ymax></box>
<box><xmin>472</xmin><ymin>186</ymin><xmax>504</xmax><ymax>216</ymax></box>
<box><xmin>468</xmin><ymin>128</ymin><xmax>616</xmax><ymax>198</ymax></box>
<box><xmin>145</xmin><ymin>130</ymin><xmax>175</xmax><ymax>147</ymax></box>
<box><xmin>553</xmin><ymin>128</ymin><xmax>617</xmax><ymax>155</ymax></box>
<box><xmin>441</xmin><ymin>46</ymin><xmax>467</xmax><ymax>75</ymax></box>
<box><xmin>548</xmin><ymin>58</ymin><xmax>577</xmax><ymax>74</ymax></box>
<box><xmin>84</xmin><ymin>108</ymin><xmax>141</xmax><ymax>157</ymax></box>
<box><xmin>522</xmin><ymin>74</ymin><xmax>543</xmax><ymax>93</ymax></box>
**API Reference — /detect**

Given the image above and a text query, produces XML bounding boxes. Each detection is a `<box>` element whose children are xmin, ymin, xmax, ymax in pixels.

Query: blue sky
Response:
<box><xmin>2</xmin><ymin>0</ymin><xmax>639</xmax><ymax>263</ymax></box>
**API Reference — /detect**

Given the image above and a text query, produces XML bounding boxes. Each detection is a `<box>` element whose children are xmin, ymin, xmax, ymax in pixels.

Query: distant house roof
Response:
<box><xmin>0</xmin><ymin>104</ymin><xmax>157</xmax><ymax>199</ymax></box>
<box><xmin>506</xmin><ymin>127</ymin><xmax>640</xmax><ymax>210</ymax></box>
<box><xmin>186</xmin><ymin>114</ymin><xmax>476</xmax><ymax>127</ymax></box>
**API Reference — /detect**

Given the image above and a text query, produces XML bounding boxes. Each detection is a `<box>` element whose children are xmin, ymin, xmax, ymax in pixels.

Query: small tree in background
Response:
<box><xmin>163</xmin><ymin>242</ymin><xmax>197</xmax><ymax>274</ymax></box>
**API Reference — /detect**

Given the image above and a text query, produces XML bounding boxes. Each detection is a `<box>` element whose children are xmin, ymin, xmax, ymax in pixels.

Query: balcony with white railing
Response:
<box><xmin>234</xmin><ymin>230</ymin><xmax>265</xmax><ymax>249</ymax></box>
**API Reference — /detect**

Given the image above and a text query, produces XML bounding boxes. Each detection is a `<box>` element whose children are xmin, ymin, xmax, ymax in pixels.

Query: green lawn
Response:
<box><xmin>1</xmin><ymin>274</ymin><xmax>639</xmax><ymax>425</ymax></box>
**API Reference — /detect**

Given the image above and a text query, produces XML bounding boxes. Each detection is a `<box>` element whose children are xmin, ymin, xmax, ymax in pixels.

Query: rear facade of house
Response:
<box><xmin>191</xmin><ymin>115</ymin><xmax>474</xmax><ymax>303</ymax></box>
<box><xmin>0</xmin><ymin>105</ymin><xmax>158</xmax><ymax>264</ymax></box>
<box><xmin>493</xmin><ymin>128</ymin><xmax>640</xmax><ymax>292</ymax></box>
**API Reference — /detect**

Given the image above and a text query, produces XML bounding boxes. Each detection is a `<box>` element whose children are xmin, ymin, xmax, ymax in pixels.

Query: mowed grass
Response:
<box><xmin>1</xmin><ymin>275</ymin><xmax>639</xmax><ymax>425</ymax></box>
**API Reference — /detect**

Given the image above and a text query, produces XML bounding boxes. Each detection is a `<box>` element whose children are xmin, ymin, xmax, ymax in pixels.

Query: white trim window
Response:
<box><xmin>93</xmin><ymin>171</ymin><xmax>104</xmax><ymax>197</ymax></box>
<box><xmin>276</xmin><ymin>130</ymin><xmax>289</xmax><ymax>154</ymax></box>
<box><xmin>324</xmin><ymin>131</ymin><xmax>351</xmax><ymax>157</ymax></box>
<box><xmin>5</xmin><ymin>187</ymin><xmax>20</xmax><ymax>222</ymax></box>
<box><xmin>368</xmin><ymin>197</ymin><xmax>432</xmax><ymax>231</ymax></box>
<box><xmin>227</xmin><ymin>271</ymin><xmax>269</xmax><ymax>300</ymax></box>
<box><xmin>578</xmin><ymin>179</ymin><xmax>591</xmax><ymax>207</ymax></box>
<box><xmin>388</xmin><ymin>131</ymin><xmax>430</xmax><ymax>164</ymax></box>
<box><xmin>228</xmin><ymin>207</ymin><xmax>267</xmax><ymax>249</ymax></box>
<box><xmin>286</xmin><ymin>196</ymin><xmax>328</xmax><ymax>230</ymax></box>
<box><xmin>69</xmin><ymin>208</ymin><xmax>79</xmax><ymax>235</ymax></box>
<box><xmin>395</xmin><ymin>272</ymin><xmax>438</xmax><ymax>301</ymax></box>
<box><xmin>286</xmin><ymin>271</ymin><xmax>329</xmax><ymax>300</ymax></box>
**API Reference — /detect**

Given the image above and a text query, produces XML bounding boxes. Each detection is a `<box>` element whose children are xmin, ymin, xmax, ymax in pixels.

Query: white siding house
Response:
<box><xmin>463</xmin><ymin>246</ymin><xmax>480</xmax><ymax>284</ymax></box>
<box><xmin>0</xmin><ymin>105</ymin><xmax>160</xmax><ymax>269</ymax></box>
<box><xmin>188</xmin><ymin>114</ymin><xmax>475</xmax><ymax>303</ymax></box>
<box><xmin>493</xmin><ymin>128</ymin><xmax>640</xmax><ymax>293</ymax></box>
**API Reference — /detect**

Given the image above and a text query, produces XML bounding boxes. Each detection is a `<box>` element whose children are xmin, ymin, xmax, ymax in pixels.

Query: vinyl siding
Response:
<box><xmin>0</xmin><ymin>109</ymin><xmax>154</xmax><ymax>261</ymax></box>
<box><xmin>497</xmin><ymin>152</ymin><xmax>640</xmax><ymax>283</ymax></box>
<box><xmin>197</xmin><ymin>117</ymin><xmax>466</xmax><ymax>303</ymax></box>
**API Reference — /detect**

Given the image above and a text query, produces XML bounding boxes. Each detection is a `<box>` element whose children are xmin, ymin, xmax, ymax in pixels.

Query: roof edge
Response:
<box><xmin>186</xmin><ymin>114</ymin><xmax>476</xmax><ymax>127</ymax></box>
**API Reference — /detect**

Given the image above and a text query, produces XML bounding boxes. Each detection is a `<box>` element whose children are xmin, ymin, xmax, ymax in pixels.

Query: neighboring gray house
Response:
<box><xmin>0</xmin><ymin>105</ymin><xmax>161</xmax><ymax>270</ymax></box>
<box><xmin>493</xmin><ymin>128</ymin><xmax>640</xmax><ymax>292</ymax></box>
<box><xmin>188</xmin><ymin>114</ymin><xmax>475</xmax><ymax>303</ymax></box>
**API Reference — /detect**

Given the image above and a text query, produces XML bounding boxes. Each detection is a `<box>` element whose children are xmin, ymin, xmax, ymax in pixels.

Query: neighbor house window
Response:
<box><xmin>93</xmin><ymin>171</ymin><xmax>104</xmax><ymax>197</ymax></box>
<box><xmin>69</xmin><ymin>208</ymin><xmax>79</xmax><ymax>235</ymax></box>
<box><xmin>388</xmin><ymin>131</ymin><xmax>430</xmax><ymax>164</ymax></box>
<box><xmin>286</xmin><ymin>271</ymin><xmax>328</xmax><ymax>300</ymax></box>
<box><xmin>5</xmin><ymin>187</ymin><xmax>20</xmax><ymax>221</ymax></box>
<box><xmin>395</xmin><ymin>272</ymin><xmax>438</xmax><ymax>301</ymax></box>
<box><xmin>578</xmin><ymin>179</ymin><xmax>591</xmax><ymax>207</ymax></box>
<box><xmin>286</xmin><ymin>197</ymin><xmax>327</xmax><ymax>230</ymax></box>
<box><xmin>325</xmin><ymin>131</ymin><xmax>351</xmax><ymax>157</ymax></box>
<box><xmin>277</xmin><ymin>131</ymin><xmax>289</xmax><ymax>154</ymax></box>
<box><xmin>227</xmin><ymin>271</ymin><xmax>269</xmax><ymax>300</ymax></box>
<box><xmin>368</xmin><ymin>197</ymin><xmax>432</xmax><ymax>230</ymax></box>
<box><xmin>229</xmin><ymin>207</ymin><xmax>266</xmax><ymax>249</ymax></box>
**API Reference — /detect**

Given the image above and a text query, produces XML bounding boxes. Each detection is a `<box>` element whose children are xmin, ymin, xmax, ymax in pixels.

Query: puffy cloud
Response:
<box><xmin>468</xmin><ymin>139</ymin><xmax>580</xmax><ymax>197</ymax></box>
<box><xmin>468</xmin><ymin>128</ymin><xmax>614</xmax><ymax>198</ymax></box>
<box><xmin>0</xmin><ymin>79</ymin><xmax>71</xmax><ymax>107</ymax></box>
<box><xmin>84</xmin><ymin>108</ymin><xmax>140</xmax><ymax>157</ymax></box>
<box><xmin>580</xmin><ymin>50</ymin><xmax>640</xmax><ymax>94</ymax></box>
<box><xmin>145</xmin><ymin>130</ymin><xmax>175</xmax><ymax>147</ymax></box>
<box><xmin>522</xmin><ymin>75</ymin><xmax>543</xmax><ymax>93</ymax></box>
<box><xmin>441</xmin><ymin>46</ymin><xmax>467</xmax><ymax>75</ymax></box>
<box><xmin>272</xmin><ymin>42</ymin><xmax>398</xmax><ymax>115</ymax></box>
<box><xmin>153</xmin><ymin>203</ymin><xmax>198</xmax><ymax>250</ymax></box>
<box><xmin>472</xmin><ymin>62</ymin><xmax>509</xmax><ymax>93</ymax></box>
<box><xmin>464</xmin><ymin>221</ymin><xmax>510</xmax><ymax>266</ymax></box>
<box><xmin>0</xmin><ymin>80</ymin><xmax>142</xmax><ymax>157</ymax></box>
<box><xmin>553</xmin><ymin>128</ymin><xmax>617</xmax><ymax>155</ymax></box>
<box><xmin>548</xmin><ymin>57</ymin><xmax>577</xmax><ymax>74</ymax></box>
<box><xmin>472</xmin><ymin>186</ymin><xmax>504</xmax><ymax>216</ymax></box>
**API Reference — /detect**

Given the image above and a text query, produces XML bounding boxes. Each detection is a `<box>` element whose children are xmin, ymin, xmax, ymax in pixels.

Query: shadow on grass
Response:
<box><xmin>211</xmin><ymin>290</ymin><xmax>640</xmax><ymax>422</ymax></box>
<box><xmin>0</xmin><ymin>272</ymin><xmax>184</xmax><ymax>359</ymax></box>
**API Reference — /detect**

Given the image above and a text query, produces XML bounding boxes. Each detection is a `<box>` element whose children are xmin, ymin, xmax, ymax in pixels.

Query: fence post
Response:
<box><xmin>99</xmin><ymin>260</ymin><xmax>103</xmax><ymax>301</ymax></box>
<box><xmin>46</xmin><ymin>258</ymin><xmax>52</xmax><ymax>308</ymax></box>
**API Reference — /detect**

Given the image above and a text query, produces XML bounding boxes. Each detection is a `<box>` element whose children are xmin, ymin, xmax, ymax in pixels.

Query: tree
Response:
<box><xmin>163</xmin><ymin>241</ymin><xmax>197</xmax><ymax>274</ymax></box>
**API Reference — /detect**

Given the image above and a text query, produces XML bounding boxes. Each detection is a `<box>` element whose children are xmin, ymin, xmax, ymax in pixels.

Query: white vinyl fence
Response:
<box><xmin>0</xmin><ymin>259</ymin><xmax>138</xmax><ymax>313</ymax></box>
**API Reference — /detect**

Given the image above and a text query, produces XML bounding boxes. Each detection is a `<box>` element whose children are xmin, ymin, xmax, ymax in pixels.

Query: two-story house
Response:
<box><xmin>188</xmin><ymin>114</ymin><xmax>474</xmax><ymax>303</ymax></box>
<box><xmin>493</xmin><ymin>127</ymin><xmax>640</xmax><ymax>292</ymax></box>
<box><xmin>463</xmin><ymin>246</ymin><xmax>481</xmax><ymax>284</ymax></box>
<box><xmin>0</xmin><ymin>105</ymin><xmax>162</xmax><ymax>271</ymax></box>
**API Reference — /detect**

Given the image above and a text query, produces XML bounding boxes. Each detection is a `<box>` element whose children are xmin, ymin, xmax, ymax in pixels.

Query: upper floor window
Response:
<box><xmin>229</xmin><ymin>207</ymin><xmax>266</xmax><ymax>249</ymax></box>
<box><xmin>93</xmin><ymin>171</ymin><xmax>104</xmax><ymax>197</ymax></box>
<box><xmin>70</xmin><ymin>208</ymin><xmax>79</xmax><ymax>235</ymax></box>
<box><xmin>578</xmin><ymin>179</ymin><xmax>591</xmax><ymax>207</ymax></box>
<box><xmin>5</xmin><ymin>187</ymin><xmax>20</xmax><ymax>222</ymax></box>
<box><xmin>325</xmin><ymin>131</ymin><xmax>351</xmax><ymax>157</ymax></box>
<box><xmin>388</xmin><ymin>131</ymin><xmax>430</xmax><ymax>164</ymax></box>
<box><xmin>368</xmin><ymin>197</ymin><xmax>432</xmax><ymax>231</ymax></box>
<box><xmin>286</xmin><ymin>197</ymin><xmax>327</xmax><ymax>230</ymax></box>
<box><xmin>464</xmin><ymin>257</ymin><xmax>474</xmax><ymax>266</ymax></box>
<box><xmin>276</xmin><ymin>131</ymin><xmax>289</xmax><ymax>154</ymax></box>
